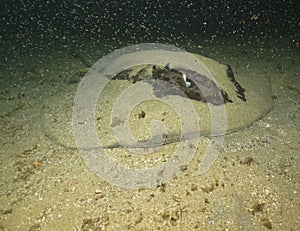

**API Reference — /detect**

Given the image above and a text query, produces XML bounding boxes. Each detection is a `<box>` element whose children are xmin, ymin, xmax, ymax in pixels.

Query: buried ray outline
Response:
<box><xmin>42</xmin><ymin>43</ymin><xmax>272</xmax><ymax>188</ymax></box>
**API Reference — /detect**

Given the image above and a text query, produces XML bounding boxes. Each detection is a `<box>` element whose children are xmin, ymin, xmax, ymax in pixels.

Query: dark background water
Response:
<box><xmin>1</xmin><ymin>0</ymin><xmax>299</xmax><ymax>44</ymax></box>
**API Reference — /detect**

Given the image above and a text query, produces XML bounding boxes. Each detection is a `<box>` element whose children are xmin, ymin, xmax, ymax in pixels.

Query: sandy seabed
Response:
<box><xmin>0</xmin><ymin>35</ymin><xmax>299</xmax><ymax>230</ymax></box>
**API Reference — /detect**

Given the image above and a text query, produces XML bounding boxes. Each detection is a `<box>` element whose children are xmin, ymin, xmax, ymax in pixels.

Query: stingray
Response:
<box><xmin>43</xmin><ymin>48</ymin><xmax>272</xmax><ymax>150</ymax></box>
<box><xmin>41</xmin><ymin>45</ymin><xmax>273</xmax><ymax>188</ymax></box>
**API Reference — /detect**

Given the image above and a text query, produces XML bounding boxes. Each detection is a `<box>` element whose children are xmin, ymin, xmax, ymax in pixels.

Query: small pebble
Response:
<box><xmin>95</xmin><ymin>189</ymin><xmax>102</xmax><ymax>194</ymax></box>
